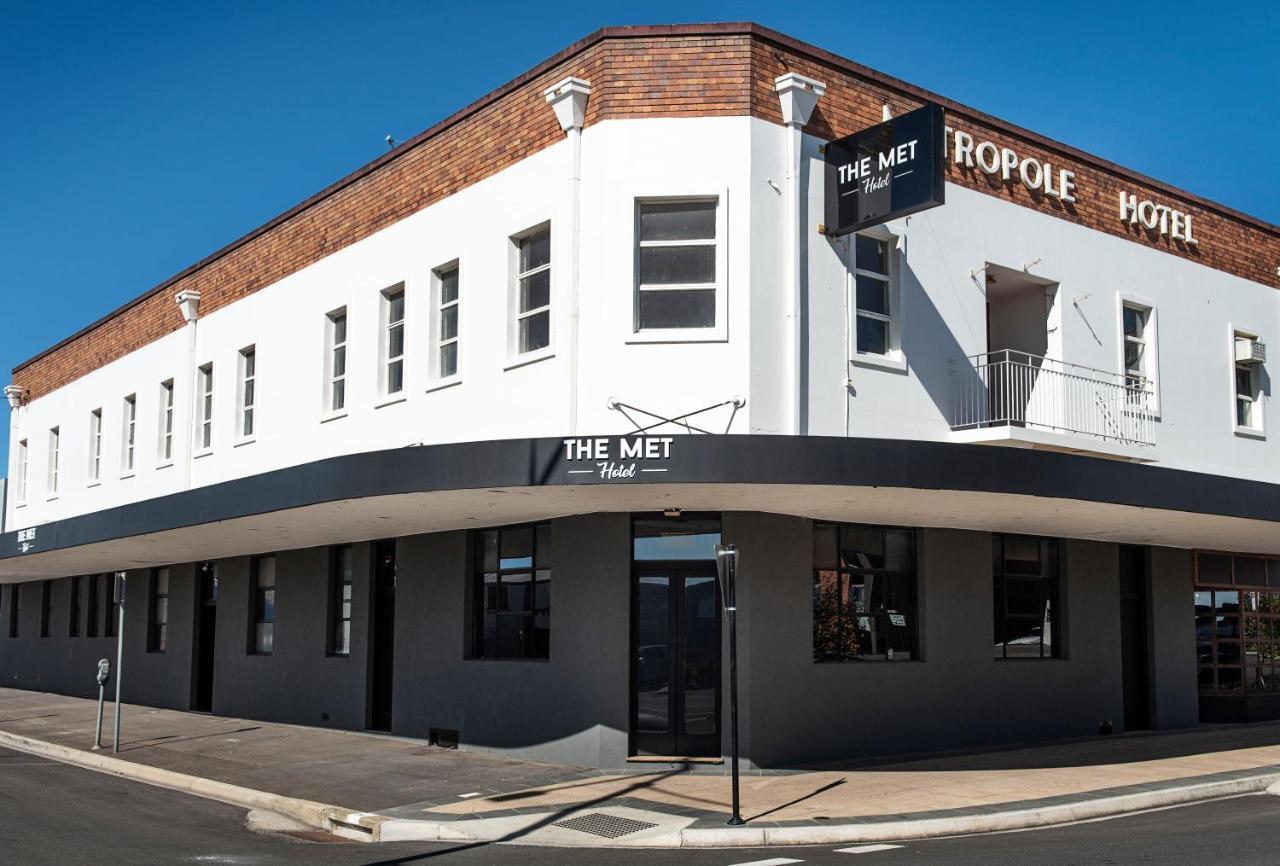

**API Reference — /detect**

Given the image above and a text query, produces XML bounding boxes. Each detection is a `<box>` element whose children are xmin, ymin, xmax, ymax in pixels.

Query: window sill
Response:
<box><xmin>1234</xmin><ymin>425</ymin><xmax>1266</xmax><ymax>440</ymax></box>
<box><xmin>504</xmin><ymin>349</ymin><xmax>556</xmax><ymax>372</ymax></box>
<box><xmin>87</xmin><ymin>481</ymin><xmax>102</xmax><ymax>489</ymax></box>
<box><xmin>14</xmin><ymin>503</ymin><xmax>26</xmax><ymax>509</ymax></box>
<box><xmin>320</xmin><ymin>410</ymin><xmax>348</xmax><ymax>425</ymax></box>
<box><xmin>156</xmin><ymin>461</ymin><xmax>174</xmax><ymax>471</ymax></box>
<box><xmin>374</xmin><ymin>393</ymin><xmax>407</xmax><ymax>410</ymax></box>
<box><xmin>119</xmin><ymin>472</ymin><xmax>136</xmax><ymax>480</ymax></box>
<box><xmin>233</xmin><ymin>437</ymin><xmax>256</xmax><ymax>449</ymax></box>
<box><xmin>46</xmin><ymin>495</ymin><xmax>59</xmax><ymax>502</ymax></box>
<box><xmin>626</xmin><ymin>328</ymin><xmax>728</xmax><ymax>345</ymax></box>
<box><xmin>192</xmin><ymin>449</ymin><xmax>214</xmax><ymax>460</ymax></box>
<box><xmin>850</xmin><ymin>352</ymin><xmax>908</xmax><ymax>374</ymax></box>
<box><xmin>425</xmin><ymin>377</ymin><xmax>463</xmax><ymax>395</ymax></box>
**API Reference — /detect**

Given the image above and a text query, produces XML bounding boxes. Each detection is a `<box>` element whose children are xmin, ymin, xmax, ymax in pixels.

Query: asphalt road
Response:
<box><xmin>4</xmin><ymin>745</ymin><xmax>1280</xmax><ymax>865</ymax></box>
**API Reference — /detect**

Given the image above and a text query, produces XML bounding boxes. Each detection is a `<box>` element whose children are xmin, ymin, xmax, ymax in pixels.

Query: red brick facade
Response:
<box><xmin>14</xmin><ymin>23</ymin><xmax>1278</xmax><ymax>401</ymax></box>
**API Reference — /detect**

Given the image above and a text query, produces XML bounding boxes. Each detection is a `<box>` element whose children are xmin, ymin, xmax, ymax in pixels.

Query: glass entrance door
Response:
<box><xmin>632</xmin><ymin>567</ymin><xmax>721</xmax><ymax>757</ymax></box>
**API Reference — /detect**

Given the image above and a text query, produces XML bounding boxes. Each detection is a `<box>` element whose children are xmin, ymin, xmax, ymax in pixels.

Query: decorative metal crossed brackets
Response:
<box><xmin>606</xmin><ymin>395</ymin><xmax>746</xmax><ymax>435</ymax></box>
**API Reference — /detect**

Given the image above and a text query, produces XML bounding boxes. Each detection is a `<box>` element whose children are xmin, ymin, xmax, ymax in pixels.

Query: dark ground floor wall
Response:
<box><xmin>0</xmin><ymin>512</ymin><xmax>1200</xmax><ymax>769</ymax></box>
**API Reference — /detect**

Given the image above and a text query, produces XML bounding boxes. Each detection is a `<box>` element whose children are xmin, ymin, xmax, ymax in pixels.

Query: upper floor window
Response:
<box><xmin>473</xmin><ymin>522</ymin><xmax>550</xmax><ymax>659</ymax></box>
<box><xmin>238</xmin><ymin>346</ymin><xmax>256</xmax><ymax>438</ymax></box>
<box><xmin>1121</xmin><ymin>302</ymin><xmax>1157</xmax><ymax>409</ymax></box>
<box><xmin>513</xmin><ymin>226</ymin><xmax>551</xmax><ymax>355</ymax></box>
<box><xmin>432</xmin><ymin>264</ymin><xmax>460</xmax><ymax>381</ymax></box>
<box><xmin>15</xmin><ymin>439</ymin><xmax>28</xmax><ymax>505</ymax></box>
<box><xmin>47</xmin><ymin>427</ymin><xmax>60</xmax><ymax>496</ymax></box>
<box><xmin>381</xmin><ymin>286</ymin><xmax>405</xmax><ymax>396</ymax></box>
<box><xmin>149</xmin><ymin>567</ymin><xmax>169</xmax><ymax>652</ymax></box>
<box><xmin>122</xmin><ymin>394</ymin><xmax>137</xmax><ymax>473</ymax></box>
<box><xmin>251</xmin><ymin>556</ymin><xmax>276</xmax><ymax>654</ymax></box>
<box><xmin>851</xmin><ymin>233</ymin><xmax>898</xmax><ymax>359</ymax></box>
<box><xmin>89</xmin><ymin>409</ymin><xmax>103</xmax><ymax>483</ymax></box>
<box><xmin>813</xmin><ymin>523</ymin><xmax>918</xmax><ymax>662</ymax></box>
<box><xmin>159</xmin><ymin>379</ymin><xmax>175</xmax><ymax>463</ymax></box>
<box><xmin>197</xmin><ymin>363</ymin><xmax>214</xmax><ymax>450</ymax></box>
<box><xmin>329</xmin><ymin>545</ymin><xmax>353</xmax><ymax>657</ymax></box>
<box><xmin>635</xmin><ymin>199</ymin><xmax>719</xmax><ymax>332</ymax></box>
<box><xmin>1233</xmin><ymin>330</ymin><xmax>1265</xmax><ymax>436</ymax></box>
<box><xmin>326</xmin><ymin>309</ymin><xmax>347</xmax><ymax>413</ymax></box>
<box><xmin>993</xmin><ymin>535</ymin><xmax>1061</xmax><ymax>659</ymax></box>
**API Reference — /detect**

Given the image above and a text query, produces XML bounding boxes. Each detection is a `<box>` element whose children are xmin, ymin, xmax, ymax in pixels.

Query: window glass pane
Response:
<box><xmin>157</xmin><ymin>624</ymin><xmax>167</xmax><ymax>652</ymax></box>
<box><xmin>1005</xmin><ymin>577</ymin><xmax>1043</xmax><ymax>616</ymax></box>
<box><xmin>840</xmin><ymin>526</ymin><xmax>884</xmax><ymax>570</ymax></box>
<box><xmin>440</xmin><ymin>305</ymin><xmax>458</xmax><ymax>341</ymax></box>
<box><xmin>1270</xmin><ymin>560</ymin><xmax>1280</xmax><ymax>588</ymax></box>
<box><xmin>260</xmin><ymin>589</ymin><xmax>275</xmax><ymax>622</ymax></box>
<box><xmin>500</xmin><ymin>526</ymin><xmax>534</xmax><ymax>569</ymax></box>
<box><xmin>535</xmin><ymin>523</ymin><xmax>551</xmax><ymax>568</ymax></box>
<box><xmin>855</xmin><ymin>274</ymin><xmax>888</xmax><ymax>315</ymax></box>
<box><xmin>257</xmin><ymin>558</ymin><xmax>276</xmax><ymax>588</ymax></box>
<box><xmin>479</xmin><ymin>531</ymin><xmax>498</xmax><ymax>572</ymax></box>
<box><xmin>813</xmin><ymin>571</ymin><xmax>846</xmax><ymax>661</ymax></box>
<box><xmin>1003</xmin><ymin>617</ymin><xmax>1045</xmax><ymax>658</ymax></box>
<box><xmin>856</xmin><ymin>316</ymin><xmax>888</xmax><ymax>356</ymax></box>
<box><xmin>1124</xmin><ymin>340</ymin><xmax>1144</xmax><ymax>373</ymax></box>
<box><xmin>639</xmin><ymin>245</ymin><xmax>715</xmax><ymax>285</ymax></box>
<box><xmin>884</xmin><ymin>530</ymin><xmax>914</xmax><ymax>572</ymax></box>
<box><xmin>155</xmin><ymin>597</ymin><xmax>168</xmax><ymax>625</ymax></box>
<box><xmin>1123</xmin><ymin>306</ymin><xmax>1146</xmax><ymax>338</ymax></box>
<box><xmin>497</xmin><ymin>616</ymin><xmax>526</xmax><ymax>658</ymax></box>
<box><xmin>519</xmin><ymin>268</ymin><xmax>550</xmax><ymax>313</ymax></box>
<box><xmin>440</xmin><ymin>343</ymin><xmax>458</xmax><ymax>378</ymax></box>
<box><xmin>1198</xmin><ymin>554</ymin><xmax>1232</xmax><ymax>584</ymax></box>
<box><xmin>633</xmin><ymin>518</ymin><xmax>721</xmax><ymax>560</ymax></box>
<box><xmin>501</xmin><ymin>574</ymin><xmax>531</xmax><ymax>613</ymax></box>
<box><xmin>1236</xmin><ymin>367</ymin><xmax>1252</xmax><ymax>397</ymax></box>
<box><xmin>335</xmin><ymin>621</ymin><xmax>350</xmax><ymax>655</ymax></box>
<box><xmin>1003</xmin><ymin>537</ymin><xmax>1042</xmax><ymax>575</ymax></box>
<box><xmin>332</xmin><ymin>345</ymin><xmax>346</xmax><ymax>377</ymax></box>
<box><xmin>483</xmin><ymin>574</ymin><xmax>498</xmax><ymax>613</ymax></box>
<box><xmin>520</xmin><ymin>230</ymin><xmax>550</xmax><ymax>272</ymax></box>
<box><xmin>639</xmin><ymin>201</ymin><xmax>715</xmax><ymax>242</ymax></box>
<box><xmin>440</xmin><ymin>269</ymin><xmax>459</xmax><ymax>304</ymax></box>
<box><xmin>333</xmin><ymin>314</ymin><xmax>346</xmax><ymax>344</ymax></box>
<box><xmin>156</xmin><ymin>570</ymin><xmax>169</xmax><ymax>596</ymax></box>
<box><xmin>1215</xmin><ymin>590</ymin><xmax>1241</xmax><ymax>614</ymax></box>
<box><xmin>389</xmin><ymin>323</ymin><xmax>405</xmax><ymax>359</ymax></box>
<box><xmin>1237</xmin><ymin>557</ymin><xmax>1267</xmax><ymax>587</ymax></box>
<box><xmin>855</xmin><ymin>235</ymin><xmax>887</xmax><ymax>274</ymax></box>
<box><xmin>519</xmin><ymin>311</ymin><xmax>550</xmax><ymax>353</ymax></box>
<box><xmin>638</xmin><ymin>289</ymin><xmax>716</xmax><ymax>330</ymax></box>
<box><xmin>387</xmin><ymin>291</ymin><xmax>405</xmax><ymax>323</ymax></box>
<box><xmin>813</xmin><ymin>524</ymin><xmax>838</xmax><ymax>569</ymax></box>
<box><xmin>255</xmin><ymin>623</ymin><xmax>273</xmax><ymax>654</ymax></box>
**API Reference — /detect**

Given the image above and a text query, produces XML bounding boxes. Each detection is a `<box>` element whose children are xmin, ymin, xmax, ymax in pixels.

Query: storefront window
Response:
<box><xmin>812</xmin><ymin>523</ymin><xmax>917</xmax><ymax>662</ymax></box>
<box><xmin>472</xmin><ymin>522</ymin><xmax>551</xmax><ymax>659</ymax></box>
<box><xmin>993</xmin><ymin>535</ymin><xmax>1061</xmax><ymax>659</ymax></box>
<box><xmin>1196</xmin><ymin>552</ymin><xmax>1280</xmax><ymax>695</ymax></box>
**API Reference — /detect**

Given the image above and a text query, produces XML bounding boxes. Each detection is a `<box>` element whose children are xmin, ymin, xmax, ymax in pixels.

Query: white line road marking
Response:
<box><xmin>725</xmin><ymin>859</ymin><xmax>805</xmax><ymax>866</ymax></box>
<box><xmin>835</xmin><ymin>844</ymin><xmax>903</xmax><ymax>854</ymax></box>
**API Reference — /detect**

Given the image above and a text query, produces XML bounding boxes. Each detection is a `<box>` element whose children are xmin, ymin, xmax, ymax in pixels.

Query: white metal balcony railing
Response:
<box><xmin>951</xmin><ymin>350</ymin><xmax>1155</xmax><ymax>448</ymax></box>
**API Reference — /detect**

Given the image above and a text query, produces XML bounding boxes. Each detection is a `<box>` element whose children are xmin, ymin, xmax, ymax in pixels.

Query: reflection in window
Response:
<box><xmin>633</xmin><ymin>517</ymin><xmax>721</xmax><ymax>561</ymax></box>
<box><xmin>1195</xmin><ymin>552</ymin><xmax>1280</xmax><ymax>695</ymax></box>
<box><xmin>813</xmin><ymin>523</ymin><xmax>917</xmax><ymax>662</ymax></box>
<box><xmin>473</xmin><ymin>523</ymin><xmax>550</xmax><ymax>659</ymax></box>
<box><xmin>993</xmin><ymin>535</ymin><xmax>1060</xmax><ymax>659</ymax></box>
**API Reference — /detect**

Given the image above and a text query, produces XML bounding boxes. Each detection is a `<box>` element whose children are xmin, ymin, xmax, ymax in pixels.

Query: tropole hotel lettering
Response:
<box><xmin>563</xmin><ymin>436</ymin><xmax>673</xmax><ymax>481</ymax></box>
<box><xmin>823</xmin><ymin>103</ymin><xmax>946</xmax><ymax>236</ymax></box>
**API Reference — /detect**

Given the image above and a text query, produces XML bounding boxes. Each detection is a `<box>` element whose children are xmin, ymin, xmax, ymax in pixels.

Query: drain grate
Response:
<box><xmin>552</xmin><ymin>812</ymin><xmax>659</xmax><ymax>838</ymax></box>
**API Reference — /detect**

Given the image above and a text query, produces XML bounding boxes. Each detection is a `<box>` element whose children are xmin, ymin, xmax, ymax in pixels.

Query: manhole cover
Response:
<box><xmin>552</xmin><ymin>812</ymin><xmax>659</xmax><ymax>838</ymax></box>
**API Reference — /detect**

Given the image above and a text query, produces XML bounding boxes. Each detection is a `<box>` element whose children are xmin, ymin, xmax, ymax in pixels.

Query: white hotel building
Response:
<box><xmin>2</xmin><ymin>24</ymin><xmax>1278</xmax><ymax>768</ymax></box>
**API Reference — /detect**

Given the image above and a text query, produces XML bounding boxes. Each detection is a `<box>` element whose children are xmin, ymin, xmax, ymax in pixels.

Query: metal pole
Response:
<box><xmin>92</xmin><ymin>681</ymin><xmax>105</xmax><ymax>750</ymax></box>
<box><xmin>716</xmin><ymin>544</ymin><xmax>744</xmax><ymax>827</ymax></box>
<box><xmin>112</xmin><ymin>573</ymin><xmax>125</xmax><ymax>754</ymax></box>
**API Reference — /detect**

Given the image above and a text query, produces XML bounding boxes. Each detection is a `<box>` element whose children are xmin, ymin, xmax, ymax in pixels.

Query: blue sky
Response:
<box><xmin>2</xmin><ymin>1</ymin><xmax>1277</xmax><ymax>469</ymax></box>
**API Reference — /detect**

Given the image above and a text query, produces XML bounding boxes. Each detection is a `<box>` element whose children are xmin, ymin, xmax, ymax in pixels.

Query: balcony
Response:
<box><xmin>950</xmin><ymin>350</ymin><xmax>1156</xmax><ymax>461</ymax></box>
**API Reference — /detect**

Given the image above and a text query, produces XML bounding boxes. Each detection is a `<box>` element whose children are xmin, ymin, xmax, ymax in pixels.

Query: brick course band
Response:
<box><xmin>13</xmin><ymin>22</ymin><xmax>1279</xmax><ymax>401</ymax></box>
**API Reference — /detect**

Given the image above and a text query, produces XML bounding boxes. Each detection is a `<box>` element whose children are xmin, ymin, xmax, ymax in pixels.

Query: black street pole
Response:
<box><xmin>716</xmin><ymin>544</ymin><xmax>744</xmax><ymax>826</ymax></box>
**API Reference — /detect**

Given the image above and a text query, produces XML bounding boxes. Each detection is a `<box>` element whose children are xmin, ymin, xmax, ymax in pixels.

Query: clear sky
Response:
<box><xmin>2</xmin><ymin>0</ymin><xmax>1277</xmax><ymax>470</ymax></box>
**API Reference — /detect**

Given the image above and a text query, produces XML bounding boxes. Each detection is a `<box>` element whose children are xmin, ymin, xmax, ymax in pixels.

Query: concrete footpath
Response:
<box><xmin>3</xmin><ymin>687</ymin><xmax>1280</xmax><ymax>848</ymax></box>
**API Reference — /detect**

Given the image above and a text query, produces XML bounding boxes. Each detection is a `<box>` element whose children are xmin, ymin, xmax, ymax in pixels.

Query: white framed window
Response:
<box><xmin>850</xmin><ymin>231</ymin><xmax>901</xmax><ymax>364</ymax></box>
<box><xmin>511</xmin><ymin>224</ymin><xmax>551</xmax><ymax>357</ymax></box>
<box><xmin>47</xmin><ymin>427</ymin><xmax>60</xmax><ymax>497</ymax></box>
<box><xmin>121</xmin><ymin>394</ymin><xmax>136</xmax><ymax>473</ymax></box>
<box><xmin>634</xmin><ymin>198</ymin><xmax>723</xmax><ymax>336</ymax></box>
<box><xmin>325</xmin><ymin>308</ymin><xmax>347</xmax><ymax>414</ymax></box>
<box><xmin>197</xmin><ymin>363</ymin><xmax>214</xmax><ymax>451</ymax></box>
<box><xmin>431</xmin><ymin>263</ymin><xmax>460</xmax><ymax>383</ymax></box>
<box><xmin>380</xmin><ymin>285</ymin><xmax>405</xmax><ymax>396</ymax></box>
<box><xmin>1118</xmin><ymin>299</ymin><xmax>1158</xmax><ymax>412</ymax></box>
<box><xmin>159</xmin><ymin>379</ymin><xmax>175</xmax><ymax>463</ymax></box>
<box><xmin>89</xmin><ymin>409</ymin><xmax>103</xmax><ymax>483</ymax></box>
<box><xmin>238</xmin><ymin>346</ymin><xmax>256</xmax><ymax>439</ymax></box>
<box><xmin>16</xmin><ymin>439</ymin><xmax>28</xmax><ymax>505</ymax></box>
<box><xmin>1233</xmin><ymin>328</ymin><xmax>1265</xmax><ymax>437</ymax></box>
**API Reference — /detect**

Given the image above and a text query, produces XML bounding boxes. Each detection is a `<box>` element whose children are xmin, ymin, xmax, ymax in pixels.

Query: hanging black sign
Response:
<box><xmin>823</xmin><ymin>104</ymin><xmax>945</xmax><ymax>236</ymax></box>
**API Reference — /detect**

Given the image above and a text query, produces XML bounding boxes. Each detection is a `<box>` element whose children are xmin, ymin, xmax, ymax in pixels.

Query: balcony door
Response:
<box><xmin>984</xmin><ymin>265</ymin><xmax>1058</xmax><ymax>429</ymax></box>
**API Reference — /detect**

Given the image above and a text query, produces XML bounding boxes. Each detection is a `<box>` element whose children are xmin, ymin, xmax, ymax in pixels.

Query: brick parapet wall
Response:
<box><xmin>13</xmin><ymin>23</ymin><xmax>1277</xmax><ymax>401</ymax></box>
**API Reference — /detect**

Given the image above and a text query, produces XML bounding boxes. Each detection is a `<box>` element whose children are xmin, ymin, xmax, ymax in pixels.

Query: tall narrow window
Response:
<box><xmin>326</xmin><ymin>309</ymin><xmax>347</xmax><ymax>413</ymax></box>
<box><xmin>514</xmin><ymin>227</ymin><xmax>551</xmax><ymax>355</ymax></box>
<box><xmin>329</xmin><ymin>545</ymin><xmax>353</xmax><ymax>656</ymax></box>
<box><xmin>636</xmin><ymin>199</ymin><xmax>718</xmax><ymax>330</ymax></box>
<box><xmin>238</xmin><ymin>346</ymin><xmax>256</xmax><ymax>438</ymax></box>
<box><xmin>382</xmin><ymin>286</ymin><xmax>405</xmax><ymax>395</ymax></box>
<box><xmin>86</xmin><ymin>574</ymin><xmax>100</xmax><ymax>638</ymax></box>
<box><xmin>1122</xmin><ymin>303</ymin><xmax>1154</xmax><ymax>407</ymax></box>
<box><xmin>993</xmin><ymin>535</ymin><xmax>1062</xmax><ymax>659</ymax></box>
<box><xmin>89</xmin><ymin>409</ymin><xmax>103</xmax><ymax>483</ymax></box>
<box><xmin>197</xmin><ymin>363</ymin><xmax>214</xmax><ymax>450</ymax></box>
<box><xmin>122</xmin><ymin>394</ymin><xmax>137</xmax><ymax>472</ymax></box>
<box><xmin>159</xmin><ymin>379</ymin><xmax>175</xmax><ymax>462</ymax></box>
<box><xmin>434</xmin><ymin>265</ymin><xmax>460</xmax><ymax>380</ymax></box>
<box><xmin>473</xmin><ymin>522</ymin><xmax>551</xmax><ymax>659</ymax></box>
<box><xmin>16</xmin><ymin>439</ymin><xmax>28</xmax><ymax>504</ymax></box>
<box><xmin>40</xmin><ymin>580</ymin><xmax>51</xmax><ymax>638</ymax></box>
<box><xmin>1234</xmin><ymin>332</ymin><xmax>1264</xmax><ymax>434</ymax></box>
<box><xmin>69</xmin><ymin>575</ymin><xmax>81</xmax><ymax>637</ymax></box>
<box><xmin>251</xmin><ymin>556</ymin><xmax>276</xmax><ymax>654</ymax></box>
<box><xmin>7</xmin><ymin>585</ymin><xmax>18</xmax><ymax>638</ymax></box>
<box><xmin>853</xmin><ymin>234</ymin><xmax>894</xmax><ymax>357</ymax></box>
<box><xmin>47</xmin><ymin>427</ymin><xmax>60</xmax><ymax>496</ymax></box>
<box><xmin>149</xmin><ymin>567</ymin><xmax>169</xmax><ymax>652</ymax></box>
<box><xmin>105</xmin><ymin>574</ymin><xmax>119</xmax><ymax>639</ymax></box>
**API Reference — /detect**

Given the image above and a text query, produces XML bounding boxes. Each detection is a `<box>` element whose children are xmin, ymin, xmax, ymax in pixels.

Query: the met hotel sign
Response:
<box><xmin>824</xmin><ymin>104</ymin><xmax>1199</xmax><ymax>245</ymax></box>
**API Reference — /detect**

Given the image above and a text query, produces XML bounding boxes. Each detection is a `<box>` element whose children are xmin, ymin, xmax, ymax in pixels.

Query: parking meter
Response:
<box><xmin>96</xmin><ymin>658</ymin><xmax>110</xmax><ymax>687</ymax></box>
<box><xmin>92</xmin><ymin>658</ymin><xmax>110</xmax><ymax>749</ymax></box>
